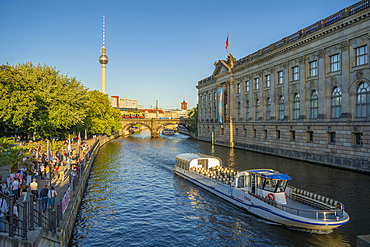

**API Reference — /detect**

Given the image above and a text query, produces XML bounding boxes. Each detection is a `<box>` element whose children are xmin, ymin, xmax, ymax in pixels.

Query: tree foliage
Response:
<box><xmin>0</xmin><ymin>148</ymin><xmax>36</xmax><ymax>172</ymax></box>
<box><xmin>188</xmin><ymin>104</ymin><xmax>198</xmax><ymax>134</ymax></box>
<box><xmin>0</xmin><ymin>137</ymin><xmax>15</xmax><ymax>150</ymax></box>
<box><xmin>0</xmin><ymin>63</ymin><xmax>122</xmax><ymax>138</ymax></box>
<box><xmin>85</xmin><ymin>90</ymin><xmax>122</xmax><ymax>135</ymax></box>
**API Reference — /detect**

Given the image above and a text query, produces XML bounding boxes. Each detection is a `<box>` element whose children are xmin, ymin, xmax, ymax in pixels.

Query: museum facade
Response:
<box><xmin>196</xmin><ymin>0</ymin><xmax>370</xmax><ymax>172</ymax></box>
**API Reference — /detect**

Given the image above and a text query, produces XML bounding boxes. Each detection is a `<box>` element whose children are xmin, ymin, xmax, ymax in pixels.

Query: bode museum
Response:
<box><xmin>196</xmin><ymin>1</ymin><xmax>370</xmax><ymax>172</ymax></box>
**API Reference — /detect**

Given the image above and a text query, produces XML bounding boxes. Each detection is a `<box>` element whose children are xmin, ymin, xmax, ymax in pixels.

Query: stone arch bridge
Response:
<box><xmin>121</xmin><ymin>118</ymin><xmax>190</xmax><ymax>138</ymax></box>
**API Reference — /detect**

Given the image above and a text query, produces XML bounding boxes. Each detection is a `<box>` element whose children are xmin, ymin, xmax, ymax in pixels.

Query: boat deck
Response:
<box><xmin>281</xmin><ymin>197</ymin><xmax>340</xmax><ymax>220</ymax></box>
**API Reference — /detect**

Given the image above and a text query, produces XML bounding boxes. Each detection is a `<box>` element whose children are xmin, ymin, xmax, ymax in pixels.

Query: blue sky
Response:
<box><xmin>0</xmin><ymin>0</ymin><xmax>356</xmax><ymax>109</ymax></box>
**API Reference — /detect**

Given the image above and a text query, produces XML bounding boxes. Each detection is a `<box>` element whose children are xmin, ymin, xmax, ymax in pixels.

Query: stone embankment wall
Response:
<box><xmin>198</xmin><ymin>127</ymin><xmax>370</xmax><ymax>173</ymax></box>
<box><xmin>61</xmin><ymin>132</ymin><xmax>123</xmax><ymax>246</ymax></box>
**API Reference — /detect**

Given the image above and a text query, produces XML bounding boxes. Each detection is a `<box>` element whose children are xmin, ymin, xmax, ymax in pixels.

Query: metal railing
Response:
<box><xmin>247</xmin><ymin>189</ymin><xmax>346</xmax><ymax>221</ymax></box>
<box><xmin>0</xmin><ymin>138</ymin><xmax>100</xmax><ymax>240</ymax></box>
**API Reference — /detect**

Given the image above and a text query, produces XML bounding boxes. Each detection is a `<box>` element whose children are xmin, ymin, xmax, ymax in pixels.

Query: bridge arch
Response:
<box><xmin>122</xmin><ymin>122</ymin><xmax>151</xmax><ymax>132</ymax></box>
<box><xmin>121</xmin><ymin>118</ymin><xmax>189</xmax><ymax>138</ymax></box>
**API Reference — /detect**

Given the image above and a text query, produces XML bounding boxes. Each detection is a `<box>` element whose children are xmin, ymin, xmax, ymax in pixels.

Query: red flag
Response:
<box><xmin>225</xmin><ymin>33</ymin><xmax>229</xmax><ymax>51</ymax></box>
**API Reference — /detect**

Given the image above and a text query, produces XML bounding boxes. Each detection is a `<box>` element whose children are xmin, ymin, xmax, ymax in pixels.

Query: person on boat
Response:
<box><xmin>265</xmin><ymin>179</ymin><xmax>277</xmax><ymax>192</ymax></box>
<box><xmin>258</xmin><ymin>178</ymin><xmax>265</xmax><ymax>189</ymax></box>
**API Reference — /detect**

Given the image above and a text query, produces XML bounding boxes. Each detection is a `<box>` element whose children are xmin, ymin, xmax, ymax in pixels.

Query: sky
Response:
<box><xmin>0</xmin><ymin>0</ymin><xmax>357</xmax><ymax>109</ymax></box>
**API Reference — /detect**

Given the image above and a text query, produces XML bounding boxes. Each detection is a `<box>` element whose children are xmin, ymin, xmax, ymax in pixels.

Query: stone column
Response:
<box><xmin>229</xmin><ymin>72</ymin><xmax>235</xmax><ymax>147</ymax></box>
<box><xmin>340</xmin><ymin>40</ymin><xmax>350</xmax><ymax>119</ymax></box>
<box><xmin>318</xmin><ymin>49</ymin><xmax>326</xmax><ymax>120</ymax></box>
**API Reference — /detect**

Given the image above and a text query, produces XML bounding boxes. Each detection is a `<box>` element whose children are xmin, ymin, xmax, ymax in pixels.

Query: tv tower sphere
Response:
<box><xmin>99</xmin><ymin>53</ymin><xmax>109</xmax><ymax>64</ymax></box>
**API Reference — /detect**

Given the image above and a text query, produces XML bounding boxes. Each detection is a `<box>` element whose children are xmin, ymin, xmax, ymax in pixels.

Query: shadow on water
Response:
<box><xmin>70</xmin><ymin>130</ymin><xmax>368</xmax><ymax>246</ymax></box>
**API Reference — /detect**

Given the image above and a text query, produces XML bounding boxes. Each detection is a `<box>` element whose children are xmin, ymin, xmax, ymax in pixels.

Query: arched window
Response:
<box><xmin>256</xmin><ymin>99</ymin><xmax>260</xmax><ymax>119</ymax></box>
<box><xmin>311</xmin><ymin>91</ymin><xmax>319</xmax><ymax>119</ymax></box>
<box><xmin>293</xmin><ymin>94</ymin><xmax>300</xmax><ymax>119</ymax></box>
<box><xmin>266</xmin><ymin>98</ymin><xmax>271</xmax><ymax>120</ymax></box>
<box><xmin>357</xmin><ymin>82</ymin><xmax>370</xmax><ymax>117</ymax></box>
<box><xmin>246</xmin><ymin>101</ymin><xmax>250</xmax><ymax>120</ymax></box>
<box><xmin>279</xmin><ymin>96</ymin><xmax>284</xmax><ymax>120</ymax></box>
<box><xmin>331</xmin><ymin>87</ymin><xmax>342</xmax><ymax>118</ymax></box>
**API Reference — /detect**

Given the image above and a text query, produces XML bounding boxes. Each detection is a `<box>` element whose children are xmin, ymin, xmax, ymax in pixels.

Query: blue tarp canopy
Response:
<box><xmin>247</xmin><ymin>169</ymin><xmax>292</xmax><ymax>180</ymax></box>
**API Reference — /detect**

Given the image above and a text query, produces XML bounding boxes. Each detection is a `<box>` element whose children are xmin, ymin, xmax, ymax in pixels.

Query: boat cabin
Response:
<box><xmin>175</xmin><ymin>153</ymin><xmax>222</xmax><ymax>170</ymax></box>
<box><xmin>234</xmin><ymin>169</ymin><xmax>291</xmax><ymax>204</ymax></box>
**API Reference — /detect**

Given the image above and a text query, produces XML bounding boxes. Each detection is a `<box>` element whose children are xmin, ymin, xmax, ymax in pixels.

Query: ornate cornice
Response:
<box><xmin>232</xmin><ymin>6</ymin><xmax>370</xmax><ymax>72</ymax></box>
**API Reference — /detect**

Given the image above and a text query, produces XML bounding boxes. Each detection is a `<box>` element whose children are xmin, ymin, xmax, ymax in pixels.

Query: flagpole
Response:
<box><xmin>47</xmin><ymin>140</ymin><xmax>49</xmax><ymax>161</ymax></box>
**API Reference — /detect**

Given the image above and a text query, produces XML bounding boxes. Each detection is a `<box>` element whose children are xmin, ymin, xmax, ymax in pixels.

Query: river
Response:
<box><xmin>69</xmin><ymin>130</ymin><xmax>370</xmax><ymax>246</ymax></box>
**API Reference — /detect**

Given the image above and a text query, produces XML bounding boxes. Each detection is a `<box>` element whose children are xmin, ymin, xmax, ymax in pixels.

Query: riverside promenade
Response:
<box><xmin>0</xmin><ymin>138</ymin><xmax>96</xmax><ymax>206</ymax></box>
<box><xmin>0</xmin><ymin>132</ymin><xmax>124</xmax><ymax>246</ymax></box>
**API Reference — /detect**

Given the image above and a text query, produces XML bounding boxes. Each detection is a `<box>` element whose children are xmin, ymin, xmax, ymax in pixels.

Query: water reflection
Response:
<box><xmin>70</xmin><ymin>132</ymin><xmax>367</xmax><ymax>246</ymax></box>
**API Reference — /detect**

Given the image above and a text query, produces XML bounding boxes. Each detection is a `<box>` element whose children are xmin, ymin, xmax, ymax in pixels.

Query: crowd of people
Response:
<box><xmin>0</xmin><ymin>138</ymin><xmax>91</xmax><ymax>230</ymax></box>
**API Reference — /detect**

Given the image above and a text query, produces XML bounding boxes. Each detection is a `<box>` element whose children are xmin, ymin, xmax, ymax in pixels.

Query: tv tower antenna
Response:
<box><xmin>99</xmin><ymin>14</ymin><xmax>109</xmax><ymax>94</ymax></box>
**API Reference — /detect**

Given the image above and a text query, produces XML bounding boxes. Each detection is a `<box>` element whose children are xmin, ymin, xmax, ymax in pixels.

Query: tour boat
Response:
<box><xmin>162</xmin><ymin>129</ymin><xmax>175</xmax><ymax>135</ymax></box>
<box><xmin>174</xmin><ymin>153</ymin><xmax>350</xmax><ymax>230</ymax></box>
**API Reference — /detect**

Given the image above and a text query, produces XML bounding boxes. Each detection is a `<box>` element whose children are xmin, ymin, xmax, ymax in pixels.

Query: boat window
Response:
<box><xmin>198</xmin><ymin>159</ymin><xmax>208</xmax><ymax>170</ymax></box>
<box><xmin>245</xmin><ymin>175</ymin><xmax>251</xmax><ymax>187</ymax></box>
<box><xmin>275</xmin><ymin>180</ymin><xmax>288</xmax><ymax>193</ymax></box>
<box><xmin>258</xmin><ymin>177</ymin><xmax>266</xmax><ymax>189</ymax></box>
<box><xmin>237</xmin><ymin>176</ymin><xmax>245</xmax><ymax>188</ymax></box>
<box><xmin>264</xmin><ymin>179</ymin><xmax>277</xmax><ymax>192</ymax></box>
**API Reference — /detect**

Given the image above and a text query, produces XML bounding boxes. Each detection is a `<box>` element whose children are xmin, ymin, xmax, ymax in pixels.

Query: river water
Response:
<box><xmin>70</xmin><ymin>130</ymin><xmax>370</xmax><ymax>246</ymax></box>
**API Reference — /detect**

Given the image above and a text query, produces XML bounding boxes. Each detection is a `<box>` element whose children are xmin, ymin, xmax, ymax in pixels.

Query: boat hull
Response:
<box><xmin>174</xmin><ymin>167</ymin><xmax>349</xmax><ymax>231</ymax></box>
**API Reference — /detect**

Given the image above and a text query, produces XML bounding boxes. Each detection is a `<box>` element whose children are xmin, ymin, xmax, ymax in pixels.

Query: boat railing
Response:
<box><xmin>248</xmin><ymin>190</ymin><xmax>345</xmax><ymax>221</ymax></box>
<box><xmin>286</xmin><ymin>185</ymin><xmax>345</xmax><ymax>211</ymax></box>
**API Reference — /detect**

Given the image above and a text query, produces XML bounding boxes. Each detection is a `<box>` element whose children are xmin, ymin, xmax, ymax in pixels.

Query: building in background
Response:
<box><xmin>181</xmin><ymin>99</ymin><xmax>188</xmax><ymax>110</ymax></box>
<box><xmin>138</xmin><ymin>108</ymin><xmax>164</xmax><ymax>118</ymax></box>
<box><xmin>110</xmin><ymin>96</ymin><xmax>119</xmax><ymax>107</ymax></box>
<box><xmin>110</xmin><ymin>97</ymin><xmax>192</xmax><ymax>119</ymax></box>
<box><xmin>109</xmin><ymin>95</ymin><xmax>138</xmax><ymax>111</ymax></box>
<box><xmin>119</xmin><ymin>98</ymin><xmax>137</xmax><ymax>109</ymax></box>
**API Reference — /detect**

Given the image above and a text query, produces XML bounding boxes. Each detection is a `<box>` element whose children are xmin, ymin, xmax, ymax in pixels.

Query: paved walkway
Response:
<box><xmin>0</xmin><ymin>138</ymin><xmax>97</xmax><ymax>205</ymax></box>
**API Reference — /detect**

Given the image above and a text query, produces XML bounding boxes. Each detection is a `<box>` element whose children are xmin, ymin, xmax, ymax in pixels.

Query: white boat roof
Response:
<box><xmin>176</xmin><ymin>153</ymin><xmax>215</xmax><ymax>160</ymax></box>
<box><xmin>176</xmin><ymin>153</ymin><xmax>222</xmax><ymax>165</ymax></box>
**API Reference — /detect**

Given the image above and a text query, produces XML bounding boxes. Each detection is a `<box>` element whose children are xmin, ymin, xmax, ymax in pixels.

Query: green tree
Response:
<box><xmin>85</xmin><ymin>90</ymin><xmax>122</xmax><ymax>135</ymax></box>
<box><xmin>0</xmin><ymin>63</ymin><xmax>124</xmax><ymax>138</ymax></box>
<box><xmin>0</xmin><ymin>65</ymin><xmax>37</xmax><ymax>133</ymax></box>
<box><xmin>188</xmin><ymin>104</ymin><xmax>198</xmax><ymax>135</ymax></box>
<box><xmin>0</xmin><ymin>63</ymin><xmax>89</xmax><ymax>138</ymax></box>
<box><xmin>16</xmin><ymin>63</ymin><xmax>88</xmax><ymax>138</ymax></box>
<box><xmin>0</xmin><ymin>137</ymin><xmax>15</xmax><ymax>150</ymax></box>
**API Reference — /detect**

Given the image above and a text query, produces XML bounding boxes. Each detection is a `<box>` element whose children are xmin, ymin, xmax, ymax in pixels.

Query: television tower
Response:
<box><xmin>99</xmin><ymin>14</ymin><xmax>109</xmax><ymax>94</ymax></box>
